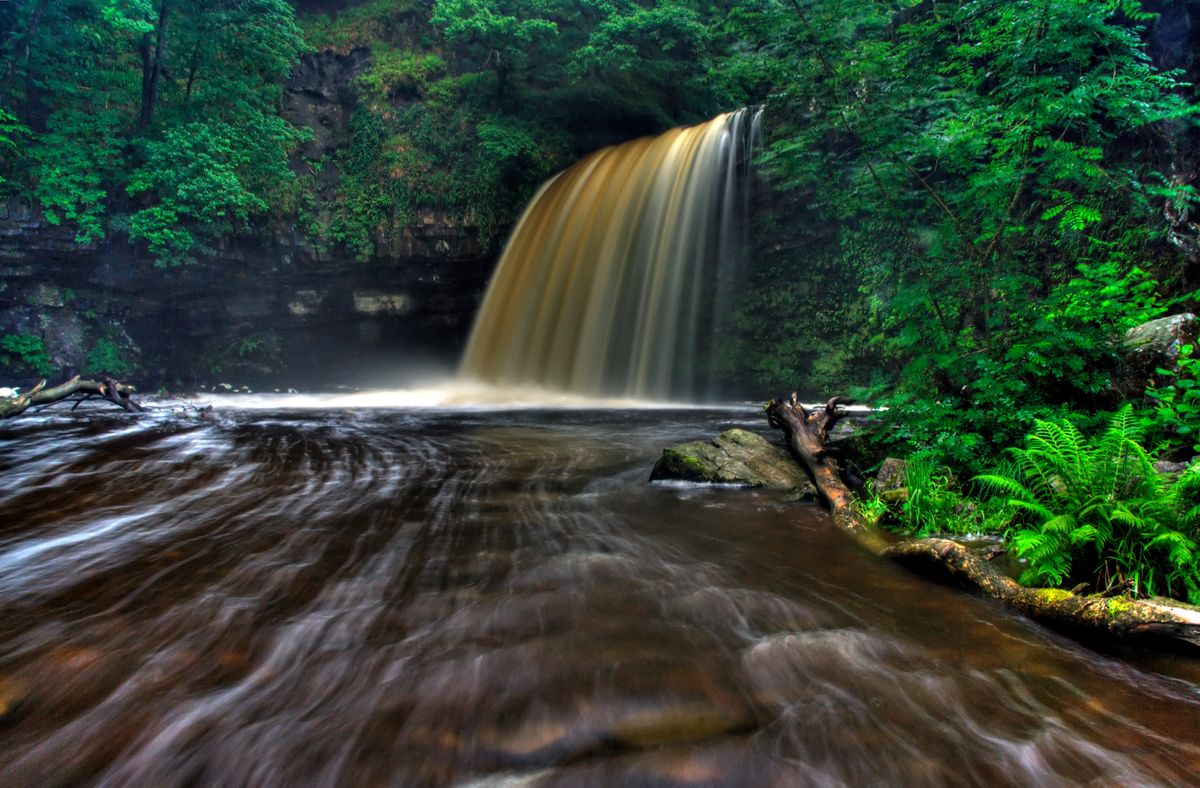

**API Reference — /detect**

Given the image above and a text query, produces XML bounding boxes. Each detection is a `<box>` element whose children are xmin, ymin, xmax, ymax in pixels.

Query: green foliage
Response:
<box><xmin>298</xmin><ymin>0</ymin><xmax>424</xmax><ymax>50</ymax></box>
<box><xmin>1140</xmin><ymin>342</ymin><xmax>1200</xmax><ymax>458</ymax></box>
<box><xmin>356</xmin><ymin>49</ymin><xmax>446</xmax><ymax>106</ymax></box>
<box><xmin>874</xmin><ymin>261</ymin><xmax>1168</xmax><ymax>474</ymax></box>
<box><xmin>2</xmin><ymin>0</ymin><xmax>727</xmax><ymax>260</ymax></box>
<box><xmin>851</xmin><ymin>480</ymin><xmax>888</xmax><ymax>528</ymax></box>
<box><xmin>0</xmin><ymin>105</ymin><xmax>29</xmax><ymax>186</ymax></box>
<box><xmin>431</xmin><ymin>0</ymin><xmax>559</xmax><ymax>86</ymax></box>
<box><xmin>2</xmin><ymin>0</ymin><xmax>307</xmax><ymax>263</ymax></box>
<box><xmin>205</xmin><ymin>331</ymin><xmax>283</xmax><ymax>375</ymax></box>
<box><xmin>84</xmin><ymin>338</ymin><xmax>134</xmax><ymax>377</ymax></box>
<box><xmin>305</xmin><ymin>0</ymin><xmax>721</xmax><ymax>256</ymax></box>
<box><xmin>977</xmin><ymin>407</ymin><xmax>1200</xmax><ymax>603</ymax></box>
<box><xmin>900</xmin><ymin>454</ymin><xmax>963</xmax><ymax>537</ymax></box>
<box><xmin>327</xmin><ymin>109</ymin><xmax>393</xmax><ymax>259</ymax></box>
<box><xmin>0</xmin><ymin>333</ymin><xmax>55</xmax><ymax>377</ymax></box>
<box><xmin>719</xmin><ymin>0</ymin><xmax>1199</xmax><ymax>474</ymax></box>
<box><xmin>324</xmin><ymin>103</ymin><xmax>553</xmax><ymax>258</ymax></box>
<box><xmin>31</xmin><ymin>107</ymin><xmax>125</xmax><ymax>244</ymax></box>
<box><xmin>128</xmin><ymin>114</ymin><xmax>304</xmax><ymax>264</ymax></box>
<box><xmin>863</xmin><ymin>452</ymin><xmax>1008</xmax><ymax>537</ymax></box>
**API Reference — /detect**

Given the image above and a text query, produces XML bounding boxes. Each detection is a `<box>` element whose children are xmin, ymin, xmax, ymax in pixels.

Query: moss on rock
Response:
<box><xmin>651</xmin><ymin>429</ymin><xmax>817</xmax><ymax>497</ymax></box>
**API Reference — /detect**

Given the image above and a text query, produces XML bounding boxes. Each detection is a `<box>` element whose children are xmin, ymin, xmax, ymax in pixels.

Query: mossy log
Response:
<box><xmin>0</xmin><ymin>376</ymin><xmax>143</xmax><ymax>419</ymax></box>
<box><xmin>885</xmin><ymin>538</ymin><xmax>1200</xmax><ymax>654</ymax></box>
<box><xmin>767</xmin><ymin>392</ymin><xmax>1200</xmax><ymax>655</ymax></box>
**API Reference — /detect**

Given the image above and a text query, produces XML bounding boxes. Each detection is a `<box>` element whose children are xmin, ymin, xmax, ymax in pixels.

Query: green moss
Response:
<box><xmin>661</xmin><ymin>445</ymin><xmax>715</xmax><ymax>480</ymax></box>
<box><xmin>299</xmin><ymin>0</ymin><xmax>424</xmax><ymax>51</ymax></box>
<box><xmin>1106</xmin><ymin>597</ymin><xmax>1134</xmax><ymax>617</ymax></box>
<box><xmin>1034</xmin><ymin>588</ymin><xmax>1074</xmax><ymax>604</ymax></box>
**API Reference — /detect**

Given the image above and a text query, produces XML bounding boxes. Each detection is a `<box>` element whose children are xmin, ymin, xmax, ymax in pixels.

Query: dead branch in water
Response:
<box><xmin>0</xmin><ymin>376</ymin><xmax>144</xmax><ymax>419</ymax></box>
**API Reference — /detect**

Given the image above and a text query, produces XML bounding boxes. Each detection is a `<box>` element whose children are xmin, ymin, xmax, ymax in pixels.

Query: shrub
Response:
<box><xmin>83</xmin><ymin>338</ymin><xmax>134</xmax><ymax>377</ymax></box>
<box><xmin>1140</xmin><ymin>341</ymin><xmax>1200</xmax><ymax>459</ymax></box>
<box><xmin>856</xmin><ymin>452</ymin><xmax>1008</xmax><ymax>537</ymax></box>
<box><xmin>0</xmin><ymin>333</ymin><xmax>55</xmax><ymax>377</ymax></box>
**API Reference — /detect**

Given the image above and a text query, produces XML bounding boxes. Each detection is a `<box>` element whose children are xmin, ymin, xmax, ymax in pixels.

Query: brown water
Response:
<box><xmin>2</xmin><ymin>405</ymin><xmax>1200</xmax><ymax>786</ymax></box>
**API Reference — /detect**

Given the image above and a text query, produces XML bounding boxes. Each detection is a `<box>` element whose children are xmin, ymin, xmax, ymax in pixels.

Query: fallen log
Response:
<box><xmin>0</xmin><ymin>376</ymin><xmax>143</xmax><ymax>419</ymax></box>
<box><xmin>766</xmin><ymin>392</ymin><xmax>1200</xmax><ymax>656</ymax></box>
<box><xmin>766</xmin><ymin>394</ymin><xmax>859</xmax><ymax>527</ymax></box>
<box><xmin>884</xmin><ymin>538</ymin><xmax>1200</xmax><ymax>654</ymax></box>
<box><xmin>766</xmin><ymin>393</ymin><xmax>890</xmax><ymax>552</ymax></box>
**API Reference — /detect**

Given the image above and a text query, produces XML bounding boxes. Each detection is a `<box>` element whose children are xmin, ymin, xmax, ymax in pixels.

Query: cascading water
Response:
<box><xmin>460</xmin><ymin>109</ymin><xmax>763</xmax><ymax>401</ymax></box>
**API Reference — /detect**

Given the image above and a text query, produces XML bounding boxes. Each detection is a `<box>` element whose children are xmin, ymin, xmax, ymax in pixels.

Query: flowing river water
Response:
<box><xmin>2</xmin><ymin>402</ymin><xmax>1200</xmax><ymax>785</ymax></box>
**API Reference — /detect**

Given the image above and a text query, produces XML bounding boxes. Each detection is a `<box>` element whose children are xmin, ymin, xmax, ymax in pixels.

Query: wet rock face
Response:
<box><xmin>650</xmin><ymin>429</ymin><xmax>817</xmax><ymax>497</ymax></box>
<box><xmin>283</xmin><ymin>48</ymin><xmax>371</xmax><ymax>162</ymax></box>
<box><xmin>0</xmin><ymin>235</ymin><xmax>494</xmax><ymax>388</ymax></box>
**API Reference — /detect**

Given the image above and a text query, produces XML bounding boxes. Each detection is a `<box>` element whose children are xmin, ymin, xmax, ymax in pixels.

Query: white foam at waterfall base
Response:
<box><xmin>190</xmin><ymin>379</ymin><xmax>715</xmax><ymax>411</ymax></box>
<box><xmin>191</xmin><ymin>384</ymin><xmax>882</xmax><ymax>414</ymax></box>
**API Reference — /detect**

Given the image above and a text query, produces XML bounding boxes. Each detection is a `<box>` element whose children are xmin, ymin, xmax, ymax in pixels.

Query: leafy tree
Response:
<box><xmin>720</xmin><ymin>0</ymin><xmax>1199</xmax><ymax>470</ymax></box>
<box><xmin>0</xmin><ymin>0</ymin><xmax>307</xmax><ymax>262</ymax></box>
<box><xmin>125</xmin><ymin>0</ymin><xmax>307</xmax><ymax>263</ymax></box>
<box><xmin>431</xmin><ymin>0</ymin><xmax>558</xmax><ymax>100</ymax></box>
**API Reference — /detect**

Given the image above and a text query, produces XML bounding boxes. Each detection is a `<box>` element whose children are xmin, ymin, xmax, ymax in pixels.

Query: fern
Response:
<box><xmin>976</xmin><ymin>406</ymin><xmax>1200</xmax><ymax>603</ymax></box>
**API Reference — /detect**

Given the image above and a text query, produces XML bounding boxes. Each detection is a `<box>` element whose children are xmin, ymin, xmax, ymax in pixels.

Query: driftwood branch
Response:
<box><xmin>767</xmin><ymin>392</ymin><xmax>1200</xmax><ymax>655</ymax></box>
<box><xmin>766</xmin><ymin>393</ymin><xmax>878</xmax><ymax>539</ymax></box>
<box><xmin>0</xmin><ymin>376</ymin><xmax>143</xmax><ymax>419</ymax></box>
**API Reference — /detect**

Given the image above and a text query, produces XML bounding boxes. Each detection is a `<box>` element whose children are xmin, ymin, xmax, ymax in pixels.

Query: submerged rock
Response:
<box><xmin>478</xmin><ymin>694</ymin><xmax>754</xmax><ymax>768</ymax></box>
<box><xmin>650</xmin><ymin>429</ymin><xmax>816</xmax><ymax>496</ymax></box>
<box><xmin>0</xmin><ymin>675</ymin><xmax>29</xmax><ymax>726</ymax></box>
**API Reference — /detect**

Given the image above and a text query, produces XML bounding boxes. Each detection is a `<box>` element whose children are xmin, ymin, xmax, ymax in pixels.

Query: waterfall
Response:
<box><xmin>460</xmin><ymin>109</ymin><xmax>761</xmax><ymax>401</ymax></box>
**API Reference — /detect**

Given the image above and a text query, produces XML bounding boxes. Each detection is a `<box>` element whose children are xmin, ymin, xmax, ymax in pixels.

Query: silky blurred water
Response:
<box><xmin>1</xmin><ymin>403</ymin><xmax>1199</xmax><ymax>786</ymax></box>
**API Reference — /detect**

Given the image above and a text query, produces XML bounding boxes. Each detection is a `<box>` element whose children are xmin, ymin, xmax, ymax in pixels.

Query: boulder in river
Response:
<box><xmin>651</xmin><ymin>429</ymin><xmax>817</xmax><ymax>497</ymax></box>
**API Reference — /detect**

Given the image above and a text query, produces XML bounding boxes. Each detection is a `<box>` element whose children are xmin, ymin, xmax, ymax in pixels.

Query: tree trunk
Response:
<box><xmin>885</xmin><ymin>538</ymin><xmax>1200</xmax><ymax>654</ymax></box>
<box><xmin>3</xmin><ymin>0</ymin><xmax>47</xmax><ymax>106</ymax></box>
<box><xmin>139</xmin><ymin>0</ymin><xmax>171</xmax><ymax>129</ymax></box>
<box><xmin>766</xmin><ymin>394</ymin><xmax>884</xmax><ymax>535</ymax></box>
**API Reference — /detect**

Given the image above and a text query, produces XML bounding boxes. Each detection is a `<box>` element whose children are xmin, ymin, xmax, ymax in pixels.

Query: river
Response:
<box><xmin>1</xmin><ymin>402</ymin><xmax>1199</xmax><ymax>785</ymax></box>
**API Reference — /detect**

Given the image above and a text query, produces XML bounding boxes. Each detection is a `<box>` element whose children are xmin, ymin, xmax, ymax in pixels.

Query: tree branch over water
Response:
<box><xmin>0</xmin><ymin>376</ymin><xmax>144</xmax><ymax>419</ymax></box>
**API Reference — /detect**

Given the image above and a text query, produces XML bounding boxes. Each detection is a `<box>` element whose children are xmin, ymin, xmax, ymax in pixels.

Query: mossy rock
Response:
<box><xmin>650</xmin><ymin>429</ymin><xmax>816</xmax><ymax>497</ymax></box>
<box><xmin>1123</xmin><ymin>313</ymin><xmax>1196</xmax><ymax>360</ymax></box>
<box><xmin>874</xmin><ymin>458</ymin><xmax>908</xmax><ymax>495</ymax></box>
